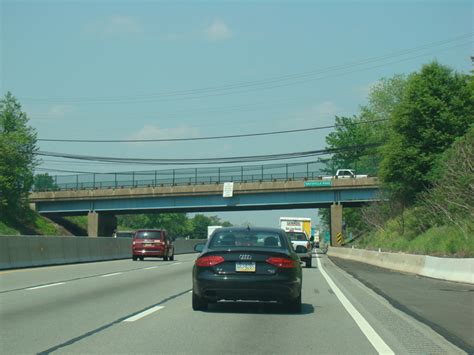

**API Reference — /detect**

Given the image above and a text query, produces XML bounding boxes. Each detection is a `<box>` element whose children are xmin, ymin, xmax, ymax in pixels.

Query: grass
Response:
<box><xmin>34</xmin><ymin>216</ymin><xmax>61</xmax><ymax>236</ymax></box>
<box><xmin>63</xmin><ymin>216</ymin><xmax>88</xmax><ymax>230</ymax></box>
<box><xmin>0</xmin><ymin>212</ymin><xmax>63</xmax><ymax>236</ymax></box>
<box><xmin>0</xmin><ymin>220</ymin><xmax>20</xmax><ymax>235</ymax></box>
<box><xmin>353</xmin><ymin>220</ymin><xmax>474</xmax><ymax>257</ymax></box>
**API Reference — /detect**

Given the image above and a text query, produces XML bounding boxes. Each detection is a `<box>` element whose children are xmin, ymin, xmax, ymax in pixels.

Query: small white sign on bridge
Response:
<box><xmin>223</xmin><ymin>182</ymin><xmax>234</xmax><ymax>198</ymax></box>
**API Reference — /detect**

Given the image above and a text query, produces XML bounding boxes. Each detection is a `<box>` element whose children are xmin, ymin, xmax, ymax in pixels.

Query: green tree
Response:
<box><xmin>321</xmin><ymin>74</ymin><xmax>407</xmax><ymax>176</ymax></box>
<box><xmin>33</xmin><ymin>173</ymin><xmax>57</xmax><ymax>191</ymax></box>
<box><xmin>0</xmin><ymin>92</ymin><xmax>38</xmax><ymax>221</ymax></box>
<box><xmin>380</xmin><ymin>62</ymin><xmax>473</xmax><ymax>204</ymax></box>
<box><xmin>190</xmin><ymin>214</ymin><xmax>233</xmax><ymax>239</ymax></box>
<box><xmin>318</xmin><ymin>74</ymin><xmax>407</xmax><ymax>228</ymax></box>
<box><xmin>117</xmin><ymin>213</ymin><xmax>232</xmax><ymax>239</ymax></box>
<box><xmin>419</xmin><ymin>127</ymin><xmax>474</xmax><ymax>238</ymax></box>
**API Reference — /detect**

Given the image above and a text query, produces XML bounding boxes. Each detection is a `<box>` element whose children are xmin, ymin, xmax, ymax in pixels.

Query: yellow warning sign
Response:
<box><xmin>336</xmin><ymin>232</ymin><xmax>343</xmax><ymax>244</ymax></box>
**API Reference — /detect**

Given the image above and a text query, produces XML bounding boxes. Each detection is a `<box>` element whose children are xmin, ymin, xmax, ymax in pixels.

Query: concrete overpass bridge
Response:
<box><xmin>30</xmin><ymin>162</ymin><xmax>382</xmax><ymax>245</ymax></box>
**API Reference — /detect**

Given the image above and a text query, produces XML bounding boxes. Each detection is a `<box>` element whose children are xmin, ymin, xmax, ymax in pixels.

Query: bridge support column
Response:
<box><xmin>330</xmin><ymin>203</ymin><xmax>343</xmax><ymax>246</ymax></box>
<box><xmin>87</xmin><ymin>212</ymin><xmax>117</xmax><ymax>237</ymax></box>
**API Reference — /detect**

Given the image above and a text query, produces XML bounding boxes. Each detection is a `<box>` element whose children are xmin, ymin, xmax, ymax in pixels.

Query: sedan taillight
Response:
<box><xmin>195</xmin><ymin>255</ymin><xmax>225</xmax><ymax>267</ymax></box>
<box><xmin>266</xmin><ymin>257</ymin><xmax>298</xmax><ymax>268</ymax></box>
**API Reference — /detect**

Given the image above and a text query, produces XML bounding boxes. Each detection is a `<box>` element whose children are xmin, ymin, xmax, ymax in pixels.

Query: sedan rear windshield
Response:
<box><xmin>286</xmin><ymin>232</ymin><xmax>308</xmax><ymax>241</ymax></box>
<box><xmin>210</xmin><ymin>231</ymin><xmax>285</xmax><ymax>249</ymax></box>
<box><xmin>135</xmin><ymin>231</ymin><xmax>162</xmax><ymax>239</ymax></box>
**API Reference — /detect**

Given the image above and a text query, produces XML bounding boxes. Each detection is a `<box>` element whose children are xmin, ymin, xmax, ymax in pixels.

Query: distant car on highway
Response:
<box><xmin>322</xmin><ymin>169</ymin><xmax>368</xmax><ymax>179</ymax></box>
<box><xmin>286</xmin><ymin>231</ymin><xmax>312</xmax><ymax>268</ymax></box>
<box><xmin>192</xmin><ymin>227</ymin><xmax>303</xmax><ymax>312</ymax></box>
<box><xmin>113</xmin><ymin>230</ymin><xmax>135</xmax><ymax>238</ymax></box>
<box><xmin>132</xmin><ymin>229</ymin><xmax>175</xmax><ymax>261</ymax></box>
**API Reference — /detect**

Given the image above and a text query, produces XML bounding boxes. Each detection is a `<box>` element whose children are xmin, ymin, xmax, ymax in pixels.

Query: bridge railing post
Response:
<box><xmin>76</xmin><ymin>175</ymin><xmax>78</xmax><ymax>190</ymax></box>
<box><xmin>114</xmin><ymin>173</ymin><xmax>117</xmax><ymax>189</ymax></box>
<box><xmin>286</xmin><ymin>164</ymin><xmax>288</xmax><ymax>181</ymax></box>
<box><xmin>195</xmin><ymin>168</ymin><xmax>197</xmax><ymax>184</ymax></box>
<box><xmin>261</xmin><ymin>165</ymin><xmax>264</xmax><ymax>181</ymax></box>
<box><xmin>154</xmin><ymin>170</ymin><xmax>157</xmax><ymax>187</ymax></box>
<box><xmin>218</xmin><ymin>167</ymin><xmax>220</xmax><ymax>183</ymax></box>
<box><xmin>93</xmin><ymin>173</ymin><xmax>96</xmax><ymax>189</ymax></box>
<box><xmin>132</xmin><ymin>172</ymin><xmax>135</xmax><ymax>188</ymax></box>
<box><xmin>172</xmin><ymin>169</ymin><xmax>175</xmax><ymax>186</ymax></box>
<box><xmin>241</xmin><ymin>166</ymin><xmax>243</xmax><ymax>182</ymax></box>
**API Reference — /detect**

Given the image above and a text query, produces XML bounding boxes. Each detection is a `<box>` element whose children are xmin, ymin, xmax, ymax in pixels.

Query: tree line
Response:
<box><xmin>319</xmin><ymin>61</ymin><xmax>473</xmax><ymax>253</ymax></box>
<box><xmin>1</xmin><ymin>61</ymin><xmax>472</xmax><ymax>244</ymax></box>
<box><xmin>117</xmin><ymin>213</ymin><xmax>232</xmax><ymax>239</ymax></box>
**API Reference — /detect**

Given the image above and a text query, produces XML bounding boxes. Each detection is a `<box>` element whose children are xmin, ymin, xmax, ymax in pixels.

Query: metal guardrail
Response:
<box><xmin>33</xmin><ymin>158</ymin><xmax>380</xmax><ymax>192</ymax></box>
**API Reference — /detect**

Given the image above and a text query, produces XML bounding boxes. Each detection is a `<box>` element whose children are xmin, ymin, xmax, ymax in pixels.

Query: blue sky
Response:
<box><xmin>1</xmin><ymin>0</ymin><xmax>472</xmax><ymax>228</ymax></box>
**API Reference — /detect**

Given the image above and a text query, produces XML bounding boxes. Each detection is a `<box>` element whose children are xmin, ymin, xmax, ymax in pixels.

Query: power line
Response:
<box><xmin>37</xmin><ymin>119</ymin><xmax>388</xmax><ymax>143</ymax></box>
<box><xmin>36</xmin><ymin>143</ymin><xmax>381</xmax><ymax>166</ymax></box>
<box><xmin>22</xmin><ymin>33</ymin><xmax>472</xmax><ymax>105</ymax></box>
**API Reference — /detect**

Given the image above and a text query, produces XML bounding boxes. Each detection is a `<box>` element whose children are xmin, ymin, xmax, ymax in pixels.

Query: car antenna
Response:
<box><xmin>246</xmin><ymin>225</ymin><xmax>251</xmax><ymax>231</ymax></box>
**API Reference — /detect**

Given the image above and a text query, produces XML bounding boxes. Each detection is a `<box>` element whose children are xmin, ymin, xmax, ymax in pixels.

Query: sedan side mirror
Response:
<box><xmin>194</xmin><ymin>243</ymin><xmax>205</xmax><ymax>253</ymax></box>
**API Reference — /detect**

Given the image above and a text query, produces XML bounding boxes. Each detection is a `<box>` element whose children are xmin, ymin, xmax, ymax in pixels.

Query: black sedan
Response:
<box><xmin>192</xmin><ymin>227</ymin><xmax>303</xmax><ymax>312</ymax></box>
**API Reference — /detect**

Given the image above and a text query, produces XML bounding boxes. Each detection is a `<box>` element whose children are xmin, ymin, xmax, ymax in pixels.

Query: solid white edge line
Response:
<box><xmin>100</xmin><ymin>272</ymin><xmax>122</xmax><ymax>278</ymax></box>
<box><xmin>123</xmin><ymin>306</ymin><xmax>165</xmax><ymax>322</ymax></box>
<box><xmin>27</xmin><ymin>282</ymin><xmax>66</xmax><ymax>290</ymax></box>
<box><xmin>316</xmin><ymin>256</ymin><xmax>395</xmax><ymax>355</ymax></box>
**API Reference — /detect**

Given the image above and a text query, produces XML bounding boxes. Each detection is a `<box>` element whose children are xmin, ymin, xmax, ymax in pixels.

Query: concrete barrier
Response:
<box><xmin>422</xmin><ymin>255</ymin><xmax>474</xmax><ymax>284</ymax></box>
<box><xmin>0</xmin><ymin>236</ymin><xmax>208</xmax><ymax>270</ymax></box>
<box><xmin>328</xmin><ymin>247</ymin><xmax>474</xmax><ymax>284</ymax></box>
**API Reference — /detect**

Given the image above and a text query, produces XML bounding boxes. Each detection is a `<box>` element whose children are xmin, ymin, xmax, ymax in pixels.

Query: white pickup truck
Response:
<box><xmin>322</xmin><ymin>169</ymin><xmax>368</xmax><ymax>180</ymax></box>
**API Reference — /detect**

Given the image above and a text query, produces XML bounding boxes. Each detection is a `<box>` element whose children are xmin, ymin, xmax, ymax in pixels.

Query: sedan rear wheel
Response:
<box><xmin>192</xmin><ymin>291</ymin><xmax>208</xmax><ymax>311</ymax></box>
<box><xmin>132</xmin><ymin>255</ymin><xmax>138</xmax><ymax>261</ymax></box>
<box><xmin>287</xmin><ymin>293</ymin><xmax>302</xmax><ymax>313</ymax></box>
<box><xmin>306</xmin><ymin>258</ymin><xmax>312</xmax><ymax>268</ymax></box>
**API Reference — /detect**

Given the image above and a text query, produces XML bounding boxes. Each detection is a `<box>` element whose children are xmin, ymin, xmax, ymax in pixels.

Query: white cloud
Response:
<box><xmin>27</xmin><ymin>105</ymin><xmax>75</xmax><ymax>121</ymax></box>
<box><xmin>311</xmin><ymin>101</ymin><xmax>339</xmax><ymax>118</ymax></box>
<box><xmin>293</xmin><ymin>101</ymin><xmax>341</xmax><ymax>125</ymax></box>
<box><xmin>355</xmin><ymin>81</ymin><xmax>377</xmax><ymax>99</ymax></box>
<box><xmin>128</xmin><ymin>124</ymin><xmax>200</xmax><ymax>145</ymax></box>
<box><xmin>84</xmin><ymin>15</ymin><xmax>143</xmax><ymax>39</ymax></box>
<box><xmin>47</xmin><ymin>105</ymin><xmax>74</xmax><ymax>118</ymax></box>
<box><xmin>204</xmin><ymin>19</ymin><xmax>232</xmax><ymax>41</ymax></box>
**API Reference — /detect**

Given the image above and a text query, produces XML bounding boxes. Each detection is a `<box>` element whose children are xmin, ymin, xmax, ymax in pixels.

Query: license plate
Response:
<box><xmin>236</xmin><ymin>262</ymin><xmax>256</xmax><ymax>272</ymax></box>
<box><xmin>144</xmin><ymin>243</ymin><xmax>153</xmax><ymax>247</ymax></box>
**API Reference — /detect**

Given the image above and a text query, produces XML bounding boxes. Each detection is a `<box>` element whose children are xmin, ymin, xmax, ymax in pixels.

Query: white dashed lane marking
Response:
<box><xmin>100</xmin><ymin>272</ymin><xmax>123</xmax><ymax>278</ymax></box>
<box><xmin>27</xmin><ymin>282</ymin><xmax>66</xmax><ymax>290</ymax></box>
<box><xmin>123</xmin><ymin>306</ymin><xmax>165</xmax><ymax>322</ymax></box>
<box><xmin>143</xmin><ymin>266</ymin><xmax>159</xmax><ymax>270</ymax></box>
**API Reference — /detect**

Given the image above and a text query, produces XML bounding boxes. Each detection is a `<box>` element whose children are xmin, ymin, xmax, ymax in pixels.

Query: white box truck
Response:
<box><xmin>207</xmin><ymin>225</ymin><xmax>222</xmax><ymax>239</ymax></box>
<box><xmin>279</xmin><ymin>217</ymin><xmax>312</xmax><ymax>268</ymax></box>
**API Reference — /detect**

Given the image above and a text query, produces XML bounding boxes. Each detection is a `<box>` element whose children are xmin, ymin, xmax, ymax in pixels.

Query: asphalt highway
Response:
<box><xmin>330</xmin><ymin>256</ymin><xmax>474</xmax><ymax>353</ymax></box>
<box><xmin>0</xmin><ymin>253</ymin><xmax>466</xmax><ymax>354</ymax></box>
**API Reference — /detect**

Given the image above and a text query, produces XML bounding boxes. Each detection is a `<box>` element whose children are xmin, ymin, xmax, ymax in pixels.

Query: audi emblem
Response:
<box><xmin>239</xmin><ymin>254</ymin><xmax>252</xmax><ymax>260</ymax></box>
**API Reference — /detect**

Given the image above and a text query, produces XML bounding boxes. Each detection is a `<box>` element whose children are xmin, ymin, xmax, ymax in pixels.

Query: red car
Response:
<box><xmin>132</xmin><ymin>229</ymin><xmax>175</xmax><ymax>261</ymax></box>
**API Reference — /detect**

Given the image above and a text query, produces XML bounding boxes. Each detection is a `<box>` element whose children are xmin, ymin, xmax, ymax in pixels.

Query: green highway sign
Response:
<box><xmin>304</xmin><ymin>181</ymin><xmax>332</xmax><ymax>187</ymax></box>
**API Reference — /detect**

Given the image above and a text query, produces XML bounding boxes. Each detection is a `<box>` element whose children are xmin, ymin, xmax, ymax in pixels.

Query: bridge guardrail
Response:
<box><xmin>33</xmin><ymin>159</ymin><xmax>380</xmax><ymax>192</ymax></box>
